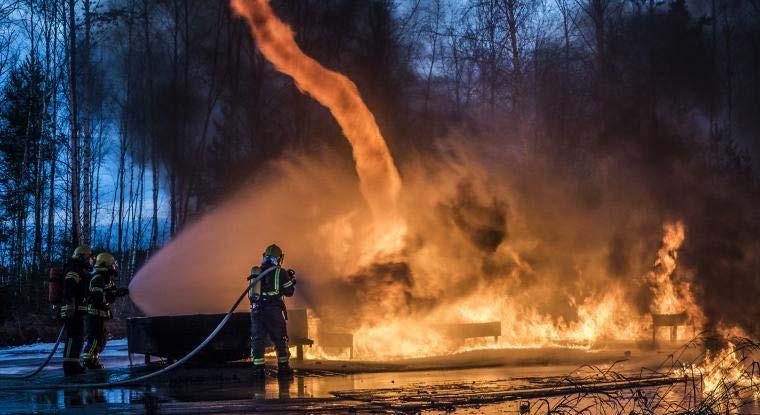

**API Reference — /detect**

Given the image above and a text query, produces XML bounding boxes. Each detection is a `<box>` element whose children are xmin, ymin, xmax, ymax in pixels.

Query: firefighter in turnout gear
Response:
<box><xmin>249</xmin><ymin>244</ymin><xmax>296</xmax><ymax>379</ymax></box>
<box><xmin>61</xmin><ymin>245</ymin><xmax>94</xmax><ymax>376</ymax></box>
<box><xmin>82</xmin><ymin>252</ymin><xmax>129</xmax><ymax>370</ymax></box>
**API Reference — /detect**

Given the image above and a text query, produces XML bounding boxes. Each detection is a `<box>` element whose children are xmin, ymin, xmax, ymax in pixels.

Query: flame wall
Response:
<box><xmin>129</xmin><ymin>0</ymin><xmax>758</xmax><ymax>358</ymax></box>
<box><xmin>129</xmin><ymin>140</ymin><xmax>702</xmax><ymax>358</ymax></box>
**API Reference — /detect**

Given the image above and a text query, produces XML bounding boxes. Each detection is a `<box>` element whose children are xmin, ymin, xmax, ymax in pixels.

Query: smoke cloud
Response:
<box><xmin>129</xmin><ymin>1</ymin><xmax>760</xmax><ymax>358</ymax></box>
<box><xmin>131</xmin><ymin>131</ymin><xmax>760</xmax><ymax>357</ymax></box>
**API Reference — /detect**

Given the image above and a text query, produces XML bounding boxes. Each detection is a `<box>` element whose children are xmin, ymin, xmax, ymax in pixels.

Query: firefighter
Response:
<box><xmin>61</xmin><ymin>245</ymin><xmax>94</xmax><ymax>376</ymax></box>
<box><xmin>249</xmin><ymin>244</ymin><xmax>297</xmax><ymax>378</ymax></box>
<box><xmin>82</xmin><ymin>252</ymin><xmax>129</xmax><ymax>370</ymax></box>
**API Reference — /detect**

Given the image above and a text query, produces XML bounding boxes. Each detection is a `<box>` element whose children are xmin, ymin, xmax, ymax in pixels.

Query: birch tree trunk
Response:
<box><xmin>67</xmin><ymin>0</ymin><xmax>81</xmax><ymax>246</ymax></box>
<box><xmin>81</xmin><ymin>0</ymin><xmax>92</xmax><ymax>245</ymax></box>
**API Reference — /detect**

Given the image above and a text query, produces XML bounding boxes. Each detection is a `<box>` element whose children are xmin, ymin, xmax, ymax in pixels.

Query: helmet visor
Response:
<box><xmin>262</xmin><ymin>255</ymin><xmax>280</xmax><ymax>266</ymax></box>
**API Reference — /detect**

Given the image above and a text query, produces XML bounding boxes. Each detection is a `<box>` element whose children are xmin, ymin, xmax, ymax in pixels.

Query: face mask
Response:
<box><xmin>262</xmin><ymin>255</ymin><xmax>279</xmax><ymax>266</ymax></box>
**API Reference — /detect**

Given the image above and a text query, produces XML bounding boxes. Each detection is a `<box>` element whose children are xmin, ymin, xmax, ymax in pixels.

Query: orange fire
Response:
<box><xmin>229</xmin><ymin>0</ymin><xmax>402</xmax><ymax>223</ymax></box>
<box><xmin>674</xmin><ymin>340</ymin><xmax>760</xmax><ymax>402</ymax></box>
<box><xmin>303</xmin><ymin>283</ymin><xmax>649</xmax><ymax>360</ymax></box>
<box><xmin>649</xmin><ymin>221</ymin><xmax>685</xmax><ymax>314</ymax></box>
<box><xmin>131</xmin><ymin>1</ymin><xmax>716</xmax><ymax>362</ymax></box>
<box><xmin>645</xmin><ymin>221</ymin><xmax>703</xmax><ymax>329</ymax></box>
<box><xmin>702</xmin><ymin>342</ymin><xmax>743</xmax><ymax>395</ymax></box>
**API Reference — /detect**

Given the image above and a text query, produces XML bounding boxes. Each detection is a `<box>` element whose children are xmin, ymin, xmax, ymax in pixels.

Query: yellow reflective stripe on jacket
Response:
<box><xmin>90</xmin><ymin>275</ymin><xmax>102</xmax><ymax>291</ymax></box>
<box><xmin>61</xmin><ymin>304</ymin><xmax>88</xmax><ymax>317</ymax></box>
<box><xmin>281</xmin><ymin>280</ymin><xmax>294</xmax><ymax>288</ymax></box>
<box><xmin>65</xmin><ymin>272</ymin><xmax>81</xmax><ymax>283</ymax></box>
<box><xmin>86</xmin><ymin>305</ymin><xmax>111</xmax><ymax>318</ymax></box>
<box><xmin>61</xmin><ymin>305</ymin><xmax>88</xmax><ymax>314</ymax></box>
<box><xmin>254</xmin><ymin>268</ymin><xmax>284</xmax><ymax>297</ymax></box>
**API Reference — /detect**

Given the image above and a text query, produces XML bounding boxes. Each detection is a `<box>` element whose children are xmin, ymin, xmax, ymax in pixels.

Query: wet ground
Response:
<box><xmin>1</xmin><ymin>339</ymin><xmax>757</xmax><ymax>414</ymax></box>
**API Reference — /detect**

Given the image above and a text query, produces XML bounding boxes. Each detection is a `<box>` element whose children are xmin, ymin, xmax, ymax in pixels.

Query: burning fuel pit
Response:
<box><xmin>127</xmin><ymin>310</ymin><xmax>504</xmax><ymax>364</ymax></box>
<box><xmin>126</xmin><ymin>310</ymin><xmax>313</xmax><ymax>364</ymax></box>
<box><xmin>436</xmin><ymin>322</ymin><xmax>502</xmax><ymax>342</ymax></box>
<box><xmin>315</xmin><ymin>322</ymin><xmax>502</xmax><ymax>360</ymax></box>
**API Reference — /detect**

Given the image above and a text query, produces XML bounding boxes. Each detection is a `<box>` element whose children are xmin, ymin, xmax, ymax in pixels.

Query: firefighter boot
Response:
<box><xmin>84</xmin><ymin>358</ymin><xmax>103</xmax><ymax>370</ymax></box>
<box><xmin>83</xmin><ymin>343</ymin><xmax>104</xmax><ymax>370</ymax></box>
<box><xmin>62</xmin><ymin>334</ymin><xmax>86</xmax><ymax>376</ymax></box>
<box><xmin>63</xmin><ymin>361</ymin><xmax>86</xmax><ymax>376</ymax></box>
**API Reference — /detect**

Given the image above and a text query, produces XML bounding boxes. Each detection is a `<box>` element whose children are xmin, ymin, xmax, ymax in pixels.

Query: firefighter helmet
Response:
<box><xmin>262</xmin><ymin>244</ymin><xmax>284</xmax><ymax>266</ymax></box>
<box><xmin>263</xmin><ymin>244</ymin><xmax>283</xmax><ymax>260</ymax></box>
<box><xmin>95</xmin><ymin>252</ymin><xmax>116</xmax><ymax>268</ymax></box>
<box><xmin>72</xmin><ymin>245</ymin><xmax>93</xmax><ymax>259</ymax></box>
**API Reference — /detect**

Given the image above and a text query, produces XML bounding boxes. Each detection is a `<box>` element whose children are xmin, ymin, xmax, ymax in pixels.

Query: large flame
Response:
<box><xmin>644</xmin><ymin>221</ymin><xmax>703</xmax><ymax>328</ymax></box>
<box><xmin>129</xmin><ymin>1</ymin><xmax>717</xmax><ymax>361</ymax></box>
<box><xmin>649</xmin><ymin>221</ymin><xmax>686</xmax><ymax>314</ymax></box>
<box><xmin>230</xmin><ymin>0</ymin><xmax>401</xmax><ymax>221</ymax></box>
<box><xmin>676</xmin><ymin>339</ymin><xmax>760</xmax><ymax>403</ymax></box>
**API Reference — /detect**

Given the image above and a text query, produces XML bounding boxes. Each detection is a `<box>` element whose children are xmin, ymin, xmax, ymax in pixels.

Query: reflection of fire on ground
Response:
<box><xmin>129</xmin><ymin>0</ymin><xmax>745</xmax><ymax>362</ymax></box>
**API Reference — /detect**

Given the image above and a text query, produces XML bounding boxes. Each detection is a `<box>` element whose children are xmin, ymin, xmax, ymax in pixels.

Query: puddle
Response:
<box><xmin>1</xmin><ymin>340</ymin><xmax>758</xmax><ymax>415</ymax></box>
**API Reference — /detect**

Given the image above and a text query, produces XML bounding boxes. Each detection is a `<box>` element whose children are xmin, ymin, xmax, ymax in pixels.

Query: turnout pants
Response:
<box><xmin>83</xmin><ymin>314</ymin><xmax>107</xmax><ymax>365</ymax></box>
<box><xmin>62</xmin><ymin>312</ymin><xmax>85</xmax><ymax>371</ymax></box>
<box><xmin>250</xmin><ymin>301</ymin><xmax>290</xmax><ymax>366</ymax></box>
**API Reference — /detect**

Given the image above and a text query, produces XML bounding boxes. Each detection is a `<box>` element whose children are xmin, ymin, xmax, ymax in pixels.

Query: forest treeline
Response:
<box><xmin>0</xmin><ymin>0</ymin><xmax>759</xmax><ymax>344</ymax></box>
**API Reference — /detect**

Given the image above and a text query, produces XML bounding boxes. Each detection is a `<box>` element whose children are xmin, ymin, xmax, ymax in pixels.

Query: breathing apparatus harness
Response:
<box><xmin>0</xmin><ymin>263</ymin><xmax>88</xmax><ymax>380</ymax></box>
<box><xmin>0</xmin><ymin>267</ymin><xmax>278</xmax><ymax>390</ymax></box>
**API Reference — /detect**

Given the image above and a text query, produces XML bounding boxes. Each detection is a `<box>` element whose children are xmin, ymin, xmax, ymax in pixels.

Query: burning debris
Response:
<box><xmin>324</xmin><ymin>336</ymin><xmax>760</xmax><ymax>415</ymax></box>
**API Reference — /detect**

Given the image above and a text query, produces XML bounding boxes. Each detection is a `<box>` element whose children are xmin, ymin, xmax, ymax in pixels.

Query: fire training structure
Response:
<box><xmin>126</xmin><ymin>310</ymin><xmax>313</xmax><ymax>364</ymax></box>
<box><xmin>126</xmin><ymin>312</ymin><xmax>503</xmax><ymax>363</ymax></box>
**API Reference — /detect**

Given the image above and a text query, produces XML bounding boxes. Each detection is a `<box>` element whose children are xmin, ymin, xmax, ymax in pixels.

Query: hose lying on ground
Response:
<box><xmin>0</xmin><ymin>267</ymin><xmax>275</xmax><ymax>390</ymax></box>
<box><xmin>0</xmin><ymin>325</ymin><xmax>65</xmax><ymax>380</ymax></box>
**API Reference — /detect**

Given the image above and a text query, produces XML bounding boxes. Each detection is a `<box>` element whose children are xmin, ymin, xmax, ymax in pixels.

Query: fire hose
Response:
<box><xmin>0</xmin><ymin>267</ymin><xmax>276</xmax><ymax>390</ymax></box>
<box><xmin>0</xmin><ymin>325</ymin><xmax>65</xmax><ymax>380</ymax></box>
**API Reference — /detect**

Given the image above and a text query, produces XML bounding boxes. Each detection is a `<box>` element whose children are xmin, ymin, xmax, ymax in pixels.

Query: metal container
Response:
<box><xmin>127</xmin><ymin>309</ymin><xmax>312</xmax><ymax>363</ymax></box>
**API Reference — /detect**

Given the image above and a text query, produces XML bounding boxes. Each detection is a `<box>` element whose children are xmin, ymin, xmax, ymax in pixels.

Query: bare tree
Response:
<box><xmin>46</xmin><ymin>0</ymin><xmax>62</xmax><ymax>263</ymax></box>
<box><xmin>501</xmin><ymin>0</ymin><xmax>525</xmax><ymax>118</ymax></box>
<box><xmin>554</xmin><ymin>0</ymin><xmax>575</xmax><ymax>142</ymax></box>
<box><xmin>67</xmin><ymin>0</ymin><xmax>80</xmax><ymax>246</ymax></box>
<box><xmin>81</xmin><ymin>0</ymin><xmax>92</xmax><ymax>244</ymax></box>
<box><xmin>0</xmin><ymin>1</ymin><xmax>22</xmax><ymax>85</ymax></box>
<box><xmin>421</xmin><ymin>0</ymin><xmax>444</xmax><ymax>117</ymax></box>
<box><xmin>468</xmin><ymin>0</ymin><xmax>509</xmax><ymax>118</ymax></box>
